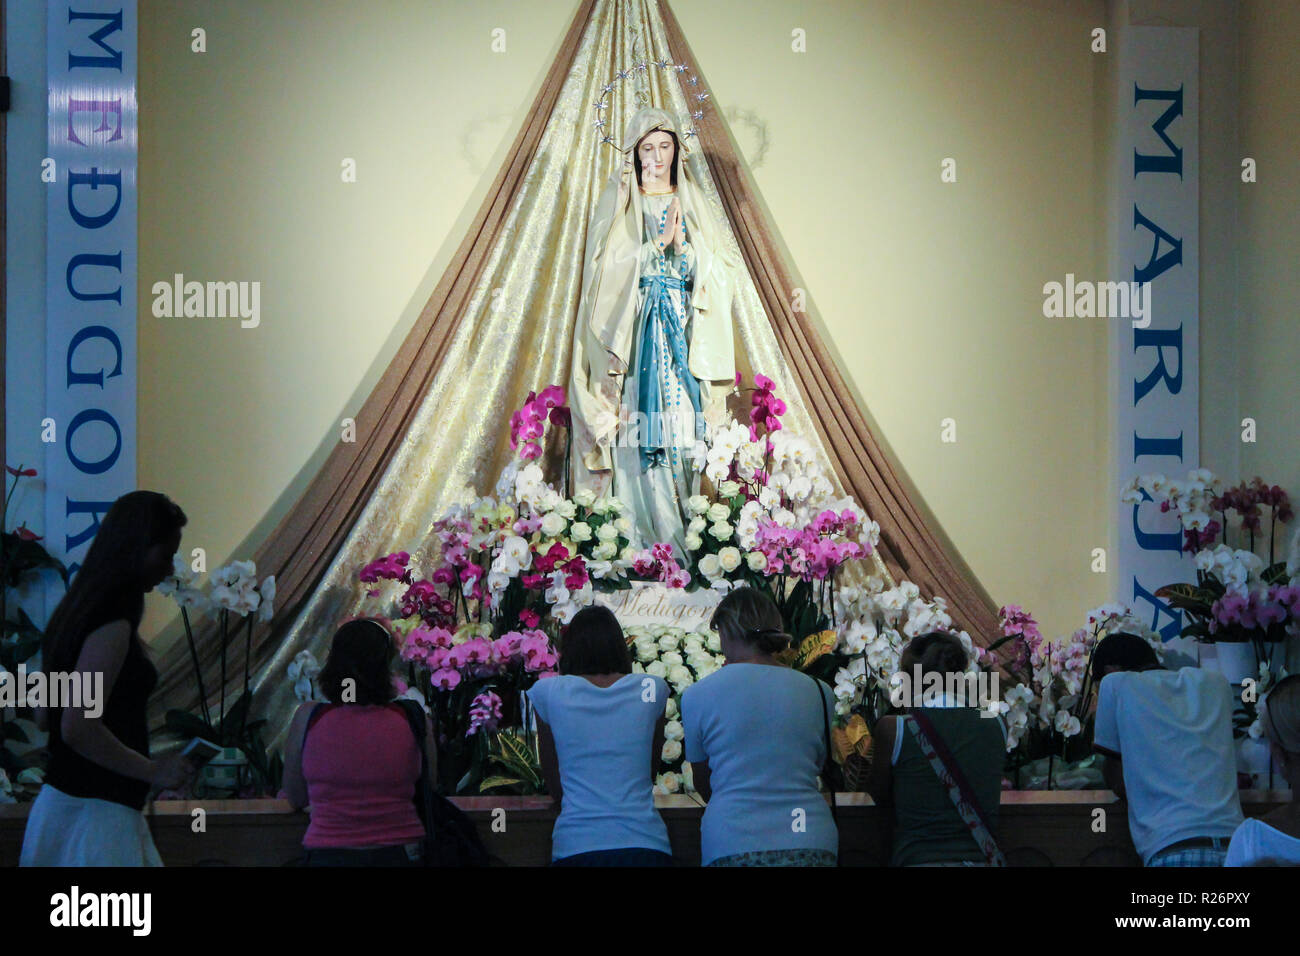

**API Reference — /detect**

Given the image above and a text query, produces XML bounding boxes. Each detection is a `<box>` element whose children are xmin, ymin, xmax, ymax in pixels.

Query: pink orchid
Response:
<box><xmin>430</xmin><ymin>668</ymin><xmax>462</xmax><ymax>690</ymax></box>
<box><xmin>537</xmin><ymin>385</ymin><xmax>566</xmax><ymax>409</ymax></box>
<box><xmin>467</xmin><ymin>691</ymin><xmax>505</xmax><ymax>737</ymax></box>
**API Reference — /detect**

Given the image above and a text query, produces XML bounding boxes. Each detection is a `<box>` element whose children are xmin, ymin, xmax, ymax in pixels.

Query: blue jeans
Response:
<box><xmin>551</xmin><ymin>848</ymin><xmax>675</xmax><ymax>867</ymax></box>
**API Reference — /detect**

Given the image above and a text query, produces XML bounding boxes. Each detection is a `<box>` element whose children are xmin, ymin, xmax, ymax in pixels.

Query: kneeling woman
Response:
<box><xmin>283</xmin><ymin>619</ymin><xmax>434</xmax><ymax>866</ymax></box>
<box><xmin>529</xmin><ymin>606</ymin><xmax>674</xmax><ymax>866</ymax></box>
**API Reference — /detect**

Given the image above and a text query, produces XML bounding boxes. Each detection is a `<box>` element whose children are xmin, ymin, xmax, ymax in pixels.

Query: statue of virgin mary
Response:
<box><xmin>569</xmin><ymin>107</ymin><xmax>740</xmax><ymax>560</ymax></box>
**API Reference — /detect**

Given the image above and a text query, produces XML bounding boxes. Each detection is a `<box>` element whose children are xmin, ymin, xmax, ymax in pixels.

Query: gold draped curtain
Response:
<box><xmin>151</xmin><ymin>0</ymin><xmax>1000</xmax><ymax>745</ymax></box>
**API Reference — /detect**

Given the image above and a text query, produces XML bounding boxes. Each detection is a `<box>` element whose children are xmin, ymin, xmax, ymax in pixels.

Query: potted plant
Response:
<box><xmin>159</xmin><ymin>557</ymin><xmax>281</xmax><ymax>797</ymax></box>
<box><xmin>0</xmin><ymin>465</ymin><xmax>68</xmax><ymax>801</ymax></box>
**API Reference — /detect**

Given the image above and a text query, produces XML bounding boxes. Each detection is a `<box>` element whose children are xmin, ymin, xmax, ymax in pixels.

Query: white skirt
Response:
<box><xmin>20</xmin><ymin>784</ymin><xmax>163</xmax><ymax>867</ymax></box>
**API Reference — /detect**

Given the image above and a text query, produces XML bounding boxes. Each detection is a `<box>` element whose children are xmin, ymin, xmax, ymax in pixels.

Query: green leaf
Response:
<box><xmin>478</xmin><ymin>775</ymin><xmax>525</xmax><ymax>793</ymax></box>
<box><xmin>3</xmin><ymin>722</ymin><xmax>30</xmax><ymax>744</ymax></box>
<box><xmin>1153</xmin><ymin>583</ymin><xmax>1216</xmax><ymax>614</ymax></box>
<box><xmin>164</xmin><ymin>709</ymin><xmax>217</xmax><ymax>741</ymax></box>
<box><xmin>1</xmin><ymin>535</ymin><xmax>68</xmax><ymax>588</ymax></box>
<box><xmin>985</xmin><ymin>632</ymin><xmax>1022</xmax><ymax>652</ymax></box>
<box><xmin>1263</xmin><ymin>562</ymin><xmax>1291</xmax><ymax>586</ymax></box>
<box><xmin>490</xmin><ymin>732</ymin><xmax>542</xmax><ymax>787</ymax></box>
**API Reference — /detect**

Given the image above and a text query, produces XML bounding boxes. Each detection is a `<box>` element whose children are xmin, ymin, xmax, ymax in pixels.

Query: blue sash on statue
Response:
<box><xmin>636</xmin><ymin>273</ymin><xmax>704</xmax><ymax>470</ymax></box>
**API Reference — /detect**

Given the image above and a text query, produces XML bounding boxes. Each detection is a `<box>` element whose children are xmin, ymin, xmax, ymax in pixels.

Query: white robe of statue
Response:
<box><xmin>569</xmin><ymin>108</ymin><xmax>740</xmax><ymax>560</ymax></box>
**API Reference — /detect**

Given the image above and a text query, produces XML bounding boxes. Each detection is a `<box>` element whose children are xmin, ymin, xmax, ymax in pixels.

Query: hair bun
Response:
<box><xmin>748</xmin><ymin>626</ymin><xmax>790</xmax><ymax>653</ymax></box>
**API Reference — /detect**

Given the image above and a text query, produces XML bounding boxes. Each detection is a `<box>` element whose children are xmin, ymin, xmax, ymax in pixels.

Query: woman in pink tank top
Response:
<box><xmin>283</xmin><ymin>619</ymin><xmax>434</xmax><ymax>866</ymax></box>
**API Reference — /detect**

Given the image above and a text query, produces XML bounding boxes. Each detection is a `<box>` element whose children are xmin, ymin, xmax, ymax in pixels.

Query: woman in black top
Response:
<box><xmin>21</xmin><ymin>491</ymin><xmax>195</xmax><ymax>866</ymax></box>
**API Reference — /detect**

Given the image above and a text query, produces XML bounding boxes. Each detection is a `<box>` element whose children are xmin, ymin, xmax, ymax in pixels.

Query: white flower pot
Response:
<box><xmin>199</xmin><ymin>747</ymin><xmax>247</xmax><ymax>797</ymax></box>
<box><xmin>1215</xmin><ymin>643</ymin><xmax>1257</xmax><ymax>685</ymax></box>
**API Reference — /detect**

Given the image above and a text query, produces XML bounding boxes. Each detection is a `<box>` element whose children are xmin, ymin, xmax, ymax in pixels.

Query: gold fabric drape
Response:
<box><xmin>152</xmin><ymin>0</ymin><xmax>1000</xmax><ymax>743</ymax></box>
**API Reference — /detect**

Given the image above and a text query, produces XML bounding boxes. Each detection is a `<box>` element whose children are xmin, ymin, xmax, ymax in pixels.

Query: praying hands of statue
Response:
<box><xmin>661</xmin><ymin>198</ymin><xmax>686</xmax><ymax>255</ymax></box>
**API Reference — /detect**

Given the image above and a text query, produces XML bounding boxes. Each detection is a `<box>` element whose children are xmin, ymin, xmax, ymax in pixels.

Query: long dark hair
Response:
<box><xmin>633</xmin><ymin>126</ymin><xmax>680</xmax><ymax>188</ymax></box>
<box><xmin>43</xmin><ymin>490</ymin><xmax>187</xmax><ymax>674</ymax></box>
<box><xmin>317</xmin><ymin>618</ymin><xmax>397</xmax><ymax>705</ymax></box>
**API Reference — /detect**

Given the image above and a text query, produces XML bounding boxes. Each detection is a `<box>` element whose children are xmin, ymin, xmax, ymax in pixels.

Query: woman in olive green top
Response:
<box><xmin>867</xmin><ymin>632</ymin><xmax>1007</xmax><ymax>866</ymax></box>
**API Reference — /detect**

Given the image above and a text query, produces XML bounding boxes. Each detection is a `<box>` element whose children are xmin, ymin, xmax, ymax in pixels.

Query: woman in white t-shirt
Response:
<box><xmin>681</xmin><ymin>586</ymin><xmax>838</xmax><ymax>866</ymax></box>
<box><xmin>1227</xmin><ymin>674</ymin><xmax>1300</xmax><ymax>866</ymax></box>
<box><xmin>528</xmin><ymin>605</ymin><xmax>673</xmax><ymax>866</ymax></box>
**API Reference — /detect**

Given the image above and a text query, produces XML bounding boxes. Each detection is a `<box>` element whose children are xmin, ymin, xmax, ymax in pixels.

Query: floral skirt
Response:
<box><xmin>707</xmin><ymin>848</ymin><xmax>837</xmax><ymax>867</ymax></box>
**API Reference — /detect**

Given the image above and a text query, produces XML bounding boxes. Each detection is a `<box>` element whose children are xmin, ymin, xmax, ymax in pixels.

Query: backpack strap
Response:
<box><xmin>393</xmin><ymin>698</ymin><xmax>436</xmax><ymax>841</ymax></box>
<box><xmin>300</xmin><ymin>702</ymin><xmax>336</xmax><ymax>754</ymax></box>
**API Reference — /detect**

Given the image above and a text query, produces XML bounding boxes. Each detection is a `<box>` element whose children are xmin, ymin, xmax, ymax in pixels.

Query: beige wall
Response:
<box><xmin>135</xmin><ymin>0</ymin><xmax>1287</xmax><ymax>647</ymax></box>
<box><xmin>1239</xmin><ymin>0</ymin><xmax>1300</xmax><ymax>527</ymax></box>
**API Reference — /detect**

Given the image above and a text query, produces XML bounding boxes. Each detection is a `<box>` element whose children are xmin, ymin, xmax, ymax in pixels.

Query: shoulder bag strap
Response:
<box><xmin>906</xmin><ymin>709</ymin><xmax>1006</xmax><ymax>867</ymax></box>
<box><xmin>809</xmin><ymin>674</ymin><xmax>837</xmax><ymax>827</ymax></box>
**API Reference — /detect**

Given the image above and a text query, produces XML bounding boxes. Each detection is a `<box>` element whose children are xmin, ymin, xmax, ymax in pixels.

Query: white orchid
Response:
<box><xmin>257</xmin><ymin>575</ymin><xmax>276</xmax><ymax>623</ymax></box>
<box><xmin>288</xmin><ymin>650</ymin><xmax>322</xmax><ymax>701</ymax></box>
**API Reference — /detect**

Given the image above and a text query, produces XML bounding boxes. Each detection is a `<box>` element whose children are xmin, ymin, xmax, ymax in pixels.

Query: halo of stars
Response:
<box><xmin>592</xmin><ymin>57</ymin><xmax>711</xmax><ymax>153</ymax></box>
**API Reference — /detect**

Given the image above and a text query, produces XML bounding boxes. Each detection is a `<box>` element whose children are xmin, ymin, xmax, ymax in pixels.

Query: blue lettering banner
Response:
<box><xmin>45</xmin><ymin>1</ymin><xmax>138</xmax><ymax>578</ymax></box>
<box><xmin>1111</xmin><ymin>27</ymin><xmax>1199</xmax><ymax>661</ymax></box>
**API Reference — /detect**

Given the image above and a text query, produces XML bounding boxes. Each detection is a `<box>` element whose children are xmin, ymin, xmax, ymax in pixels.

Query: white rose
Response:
<box><xmin>660</xmin><ymin>651</ymin><xmax>684</xmax><ymax>668</ymax></box>
<box><xmin>667</xmin><ymin>665</ymin><xmax>694</xmax><ymax>690</ymax></box>
<box><xmin>662</xmin><ymin>739</ymin><xmax>684</xmax><ymax>763</ymax></box>
<box><xmin>592</xmin><ymin>541</ymin><xmax>617</xmax><ymax>561</ymax></box>
<box><xmin>718</xmin><ymin>547</ymin><xmax>742</xmax><ymax>573</ymax></box>
<box><xmin>719</xmin><ymin>480</ymin><xmax>742</xmax><ymax>498</ymax></box>
<box><xmin>686</xmin><ymin>650</ymin><xmax>714</xmax><ymax>672</ymax></box>
<box><xmin>708</xmin><ymin>521</ymin><xmax>733</xmax><ymax>541</ymax></box>
<box><xmin>665</xmin><ymin>698</ymin><xmax>679</xmax><ymax>720</ymax></box>
<box><xmin>685</xmin><ymin>533</ymin><xmax>704</xmax><ymax>552</ymax></box>
<box><xmin>614</xmin><ymin>517</ymin><xmax>633</xmax><ymax>534</ymax></box>
<box><xmin>687</xmin><ymin>495</ymin><xmax>711</xmax><ymax>516</ymax></box>
<box><xmin>635</xmin><ymin>640</ymin><xmax>659</xmax><ymax>663</ymax></box>
<box><xmin>569</xmin><ymin>521</ymin><xmax>593</xmax><ymax>543</ymax></box>
<box><xmin>687</xmin><ymin>516</ymin><xmax>707</xmax><ymax>534</ymax></box>
<box><xmin>573</xmin><ymin>488</ymin><xmax>597</xmax><ymax>508</ymax></box>
<box><xmin>540</xmin><ymin>512</ymin><xmax>567</xmax><ymax>538</ymax></box>
<box><xmin>707</xmin><ymin>502</ymin><xmax>731</xmax><ymax>523</ymax></box>
<box><xmin>656</xmin><ymin>772</ymin><xmax>681</xmax><ymax>794</ymax></box>
<box><xmin>707</xmin><ymin>631</ymin><xmax>722</xmax><ymax>653</ymax></box>
<box><xmin>596</xmin><ymin>522</ymin><xmax>620</xmax><ymax>542</ymax></box>
<box><xmin>746</xmin><ymin>551</ymin><xmax>767</xmax><ymax>572</ymax></box>
<box><xmin>657</xmin><ymin>633</ymin><xmax>682</xmax><ymax>652</ymax></box>
<box><xmin>645</xmin><ymin>660</ymin><xmax>669</xmax><ymax>678</ymax></box>
<box><xmin>699</xmin><ymin>554</ymin><xmax>722</xmax><ymax>579</ymax></box>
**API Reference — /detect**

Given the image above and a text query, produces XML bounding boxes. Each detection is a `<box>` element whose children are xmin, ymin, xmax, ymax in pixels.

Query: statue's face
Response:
<box><xmin>638</xmin><ymin>130</ymin><xmax>675</xmax><ymax>179</ymax></box>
